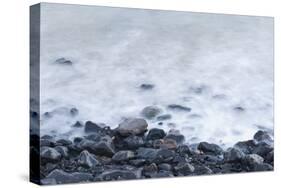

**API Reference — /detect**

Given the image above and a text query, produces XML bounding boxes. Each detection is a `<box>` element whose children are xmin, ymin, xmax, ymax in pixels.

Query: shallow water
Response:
<box><xmin>38</xmin><ymin>3</ymin><xmax>274</xmax><ymax>146</ymax></box>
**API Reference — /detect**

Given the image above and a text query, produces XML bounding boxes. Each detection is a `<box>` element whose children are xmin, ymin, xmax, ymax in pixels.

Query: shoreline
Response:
<box><xmin>33</xmin><ymin>118</ymin><xmax>274</xmax><ymax>185</ymax></box>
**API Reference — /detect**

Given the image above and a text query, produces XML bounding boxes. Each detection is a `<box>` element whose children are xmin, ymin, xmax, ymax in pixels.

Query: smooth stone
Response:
<box><xmin>146</xmin><ymin>128</ymin><xmax>166</xmax><ymax>140</ymax></box>
<box><xmin>95</xmin><ymin>170</ymin><xmax>137</xmax><ymax>181</ymax></box>
<box><xmin>136</xmin><ymin>148</ymin><xmax>158</xmax><ymax>160</ymax></box>
<box><xmin>54</xmin><ymin>146</ymin><xmax>69</xmax><ymax>158</ymax></box>
<box><xmin>174</xmin><ymin>162</ymin><xmax>195</xmax><ymax>175</ymax></box>
<box><xmin>252</xmin><ymin>142</ymin><xmax>273</xmax><ymax>158</ymax></box>
<box><xmin>224</xmin><ymin>147</ymin><xmax>245</xmax><ymax>163</ymax></box>
<box><xmin>234</xmin><ymin>140</ymin><xmax>257</xmax><ymax>154</ymax></box>
<box><xmin>253</xmin><ymin>130</ymin><xmax>273</xmax><ymax>143</ymax></box>
<box><xmin>160</xmin><ymin>138</ymin><xmax>177</xmax><ymax>150</ymax></box>
<box><xmin>93</xmin><ymin>140</ymin><xmax>116</xmax><ymax>157</ymax></box>
<box><xmin>78</xmin><ymin>150</ymin><xmax>100</xmax><ymax>168</ymax></box>
<box><xmin>40</xmin><ymin>147</ymin><xmax>61</xmax><ymax>163</ymax></box>
<box><xmin>176</xmin><ymin>145</ymin><xmax>191</xmax><ymax>156</ymax></box>
<box><xmin>243</xmin><ymin>154</ymin><xmax>264</xmax><ymax>168</ymax></box>
<box><xmin>167</xmin><ymin>104</ymin><xmax>191</xmax><ymax>112</ymax></box>
<box><xmin>116</xmin><ymin>118</ymin><xmax>148</xmax><ymax>136</ymax></box>
<box><xmin>121</xmin><ymin>135</ymin><xmax>145</xmax><ymax>150</ymax></box>
<box><xmin>141</xmin><ymin>106</ymin><xmax>162</xmax><ymax>119</ymax></box>
<box><xmin>164</xmin><ymin>130</ymin><xmax>185</xmax><ymax>144</ymax></box>
<box><xmin>158</xmin><ymin>163</ymin><xmax>172</xmax><ymax>171</ymax></box>
<box><xmin>84</xmin><ymin>121</ymin><xmax>103</xmax><ymax>133</ymax></box>
<box><xmin>85</xmin><ymin>133</ymin><xmax>101</xmax><ymax>142</ymax></box>
<box><xmin>157</xmin><ymin>114</ymin><xmax>172</xmax><ymax>121</ymax></box>
<box><xmin>45</xmin><ymin>169</ymin><xmax>93</xmax><ymax>184</ymax></box>
<box><xmin>56</xmin><ymin>139</ymin><xmax>72</xmax><ymax>146</ymax></box>
<box><xmin>198</xmin><ymin>142</ymin><xmax>223</xmax><ymax>155</ymax></box>
<box><xmin>112</xmin><ymin>150</ymin><xmax>135</xmax><ymax>162</ymax></box>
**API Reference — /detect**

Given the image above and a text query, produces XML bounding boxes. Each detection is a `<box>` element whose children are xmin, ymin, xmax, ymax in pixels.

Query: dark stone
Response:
<box><xmin>158</xmin><ymin>163</ymin><xmax>172</xmax><ymax>171</ymax></box>
<box><xmin>164</xmin><ymin>130</ymin><xmax>185</xmax><ymax>144</ymax></box>
<box><xmin>56</xmin><ymin>139</ymin><xmax>72</xmax><ymax>146</ymax></box>
<box><xmin>150</xmin><ymin>170</ymin><xmax>174</xmax><ymax>178</ymax></box>
<box><xmin>252</xmin><ymin>142</ymin><xmax>273</xmax><ymax>158</ymax></box>
<box><xmin>136</xmin><ymin>148</ymin><xmax>158</xmax><ymax>161</ymax></box>
<box><xmin>253</xmin><ymin>163</ymin><xmax>273</xmax><ymax>171</ymax></box>
<box><xmin>224</xmin><ymin>147</ymin><xmax>245</xmax><ymax>163</ymax></box>
<box><xmin>160</xmin><ymin>139</ymin><xmax>177</xmax><ymax>150</ymax></box>
<box><xmin>265</xmin><ymin>150</ymin><xmax>274</xmax><ymax>164</ymax></box>
<box><xmin>85</xmin><ymin>133</ymin><xmax>101</xmax><ymax>142</ymax></box>
<box><xmin>193</xmin><ymin>165</ymin><xmax>213</xmax><ymax>175</ymax></box>
<box><xmin>54</xmin><ymin>58</ymin><xmax>73</xmax><ymax>65</ymax></box>
<box><xmin>242</xmin><ymin>154</ymin><xmax>264</xmax><ymax>169</ymax></box>
<box><xmin>72</xmin><ymin>121</ymin><xmax>83</xmax><ymax>128</ymax></box>
<box><xmin>73</xmin><ymin>137</ymin><xmax>83</xmax><ymax>144</ymax></box>
<box><xmin>198</xmin><ymin>142</ymin><xmax>223</xmax><ymax>155</ymax></box>
<box><xmin>141</xmin><ymin>106</ymin><xmax>162</xmax><ymax>119</ymax></box>
<box><xmin>40</xmin><ymin>147</ymin><xmax>61</xmax><ymax>163</ymax></box>
<box><xmin>253</xmin><ymin>130</ymin><xmax>273</xmax><ymax>143</ymax></box>
<box><xmin>174</xmin><ymin>162</ymin><xmax>195</xmax><ymax>175</ymax></box>
<box><xmin>112</xmin><ymin>150</ymin><xmax>135</xmax><ymax>162</ymax></box>
<box><xmin>122</xmin><ymin>135</ymin><xmax>145</xmax><ymax>150</ymax></box>
<box><xmin>78</xmin><ymin>150</ymin><xmax>100</xmax><ymax>168</ymax></box>
<box><xmin>41</xmin><ymin>135</ymin><xmax>53</xmax><ymax>140</ymax></box>
<box><xmin>167</xmin><ymin>104</ymin><xmax>191</xmax><ymax>112</ymax></box>
<box><xmin>116</xmin><ymin>118</ymin><xmax>148</xmax><ymax>136</ymax></box>
<box><xmin>54</xmin><ymin>146</ymin><xmax>69</xmax><ymax>158</ymax></box>
<box><xmin>233</xmin><ymin>106</ymin><xmax>245</xmax><ymax>112</ymax></box>
<box><xmin>93</xmin><ymin>140</ymin><xmax>115</xmax><ymax>157</ymax></box>
<box><xmin>140</xmin><ymin>84</ymin><xmax>154</xmax><ymax>90</ymax></box>
<box><xmin>95</xmin><ymin>170</ymin><xmax>137</xmax><ymax>181</ymax></box>
<box><xmin>154</xmin><ymin>149</ymin><xmax>175</xmax><ymax>163</ymax></box>
<box><xmin>40</xmin><ymin>139</ymin><xmax>55</xmax><ymax>147</ymax></box>
<box><xmin>70</xmin><ymin>107</ymin><xmax>79</xmax><ymax>116</ymax></box>
<box><xmin>146</xmin><ymin>128</ymin><xmax>166</xmax><ymax>140</ymax></box>
<box><xmin>44</xmin><ymin>169</ymin><xmax>93</xmax><ymax>184</ymax></box>
<box><xmin>157</xmin><ymin>114</ymin><xmax>172</xmax><ymax>121</ymax></box>
<box><xmin>234</xmin><ymin>140</ymin><xmax>257</xmax><ymax>154</ymax></box>
<box><xmin>129</xmin><ymin>159</ymin><xmax>147</xmax><ymax>167</ymax></box>
<box><xmin>84</xmin><ymin>121</ymin><xmax>103</xmax><ymax>133</ymax></box>
<box><xmin>143</xmin><ymin>163</ymin><xmax>158</xmax><ymax>177</ymax></box>
<box><xmin>176</xmin><ymin>144</ymin><xmax>191</xmax><ymax>156</ymax></box>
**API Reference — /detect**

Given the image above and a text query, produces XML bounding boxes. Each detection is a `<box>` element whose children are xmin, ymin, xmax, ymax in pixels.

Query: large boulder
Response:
<box><xmin>116</xmin><ymin>118</ymin><xmax>148</xmax><ymax>136</ymax></box>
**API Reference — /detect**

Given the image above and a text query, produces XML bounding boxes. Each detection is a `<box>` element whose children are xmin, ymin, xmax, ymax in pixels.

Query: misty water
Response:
<box><xmin>39</xmin><ymin>3</ymin><xmax>274</xmax><ymax>147</ymax></box>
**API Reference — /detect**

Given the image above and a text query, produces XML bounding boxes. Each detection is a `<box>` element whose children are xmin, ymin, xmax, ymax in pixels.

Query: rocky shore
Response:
<box><xmin>34</xmin><ymin>117</ymin><xmax>274</xmax><ymax>185</ymax></box>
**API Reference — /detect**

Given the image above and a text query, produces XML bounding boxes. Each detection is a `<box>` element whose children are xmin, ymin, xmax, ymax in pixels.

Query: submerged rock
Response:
<box><xmin>84</xmin><ymin>121</ymin><xmax>103</xmax><ymax>133</ymax></box>
<box><xmin>70</xmin><ymin>107</ymin><xmax>79</xmax><ymax>116</ymax></box>
<box><xmin>72</xmin><ymin>121</ymin><xmax>83</xmax><ymax>128</ymax></box>
<box><xmin>167</xmin><ymin>104</ymin><xmax>191</xmax><ymax>112</ymax></box>
<box><xmin>140</xmin><ymin>84</ymin><xmax>154</xmax><ymax>90</ymax></box>
<box><xmin>141</xmin><ymin>106</ymin><xmax>162</xmax><ymax>119</ymax></box>
<box><xmin>157</xmin><ymin>114</ymin><xmax>172</xmax><ymax>121</ymax></box>
<box><xmin>54</xmin><ymin>58</ymin><xmax>73</xmax><ymax>65</ymax></box>
<box><xmin>116</xmin><ymin>118</ymin><xmax>148</xmax><ymax>136</ymax></box>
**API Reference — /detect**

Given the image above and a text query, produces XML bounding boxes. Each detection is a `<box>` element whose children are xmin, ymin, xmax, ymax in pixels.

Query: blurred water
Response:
<box><xmin>39</xmin><ymin>3</ymin><xmax>274</xmax><ymax>146</ymax></box>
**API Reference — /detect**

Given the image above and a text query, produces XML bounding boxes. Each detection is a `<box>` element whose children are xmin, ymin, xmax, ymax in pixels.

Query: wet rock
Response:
<box><xmin>146</xmin><ymin>128</ymin><xmax>166</xmax><ymax>140</ymax></box>
<box><xmin>150</xmin><ymin>171</ymin><xmax>174</xmax><ymax>178</ymax></box>
<box><xmin>174</xmin><ymin>162</ymin><xmax>195</xmax><ymax>175</ymax></box>
<box><xmin>154</xmin><ymin>149</ymin><xmax>175</xmax><ymax>163</ymax></box>
<box><xmin>40</xmin><ymin>139</ymin><xmax>55</xmax><ymax>147</ymax></box>
<box><xmin>158</xmin><ymin>163</ymin><xmax>172</xmax><ymax>171</ymax></box>
<box><xmin>41</xmin><ymin>135</ymin><xmax>53</xmax><ymax>140</ymax></box>
<box><xmin>70</xmin><ymin>107</ymin><xmax>79</xmax><ymax>116</ymax></box>
<box><xmin>122</xmin><ymin>135</ymin><xmax>145</xmax><ymax>149</ymax></box>
<box><xmin>54</xmin><ymin>146</ymin><xmax>69</xmax><ymax>158</ymax></box>
<box><xmin>140</xmin><ymin>84</ymin><xmax>154</xmax><ymax>90</ymax></box>
<box><xmin>129</xmin><ymin>159</ymin><xmax>147</xmax><ymax>167</ymax></box>
<box><xmin>160</xmin><ymin>139</ymin><xmax>177</xmax><ymax>150</ymax></box>
<box><xmin>164</xmin><ymin>130</ymin><xmax>185</xmax><ymax>144</ymax></box>
<box><xmin>95</xmin><ymin>170</ymin><xmax>137</xmax><ymax>181</ymax></box>
<box><xmin>136</xmin><ymin>148</ymin><xmax>158</xmax><ymax>161</ymax></box>
<box><xmin>85</xmin><ymin>133</ymin><xmax>101</xmax><ymax>142</ymax></box>
<box><xmin>252</xmin><ymin>142</ymin><xmax>273</xmax><ymax>158</ymax></box>
<box><xmin>157</xmin><ymin>114</ymin><xmax>172</xmax><ymax>121</ymax></box>
<box><xmin>253</xmin><ymin>130</ymin><xmax>273</xmax><ymax>144</ymax></box>
<box><xmin>93</xmin><ymin>138</ymin><xmax>115</xmax><ymax>157</ymax></box>
<box><xmin>224</xmin><ymin>147</ymin><xmax>245</xmax><ymax>163</ymax></box>
<box><xmin>56</xmin><ymin>139</ymin><xmax>72</xmax><ymax>146</ymax></box>
<box><xmin>143</xmin><ymin>163</ymin><xmax>158</xmax><ymax>177</ymax></box>
<box><xmin>176</xmin><ymin>145</ymin><xmax>191</xmax><ymax>156</ymax></box>
<box><xmin>73</xmin><ymin>137</ymin><xmax>83</xmax><ymax>144</ymax></box>
<box><xmin>112</xmin><ymin>150</ymin><xmax>135</xmax><ymax>162</ymax></box>
<box><xmin>243</xmin><ymin>154</ymin><xmax>264</xmax><ymax>169</ymax></box>
<box><xmin>44</xmin><ymin>169</ymin><xmax>93</xmax><ymax>184</ymax></box>
<box><xmin>84</xmin><ymin>121</ymin><xmax>103</xmax><ymax>133</ymax></box>
<box><xmin>54</xmin><ymin>58</ymin><xmax>73</xmax><ymax>65</ymax></box>
<box><xmin>265</xmin><ymin>150</ymin><xmax>274</xmax><ymax>164</ymax></box>
<box><xmin>233</xmin><ymin>106</ymin><xmax>245</xmax><ymax>112</ymax></box>
<box><xmin>167</xmin><ymin>104</ymin><xmax>191</xmax><ymax>112</ymax></box>
<box><xmin>40</xmin><ymin>147</ymin><xmax>61</xmax><ymax>163</ymax></box>
<box><xmin>116</xmin><ymin>118</ymin><xmax>148</xmax><ymax>136</ymax></box>
<box><xmin>72</xmin><ymin>121</ymin><xmax>83</xmax><ymax>128</ymax></box>
<box><xmin>198</xmin><ymin>142</ymin><xmax>223</xmax><ymax>155</ymax></box>
<box><xmin>193</xmin><ymin>165</ymin><xmax>213</xmax><ymax>175</ymax></box>
<box><xmin>78</xmin><ymin>150</ymin><xmax>100</xmax><ymax>168</ymax></box>
<box><xmin>253</xmin><ymin>163</ymin><xmax>273</xmax><ymax>171</ymax></box>
<box><xmin>141</xmin><ymin>106</ymin><xmax>162</xmax><ymax>119</ymax></box>
<box><xmin>234</xmin><ymin>140</ymin><xmax>257</xmax><ymax>154</ymax></box>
